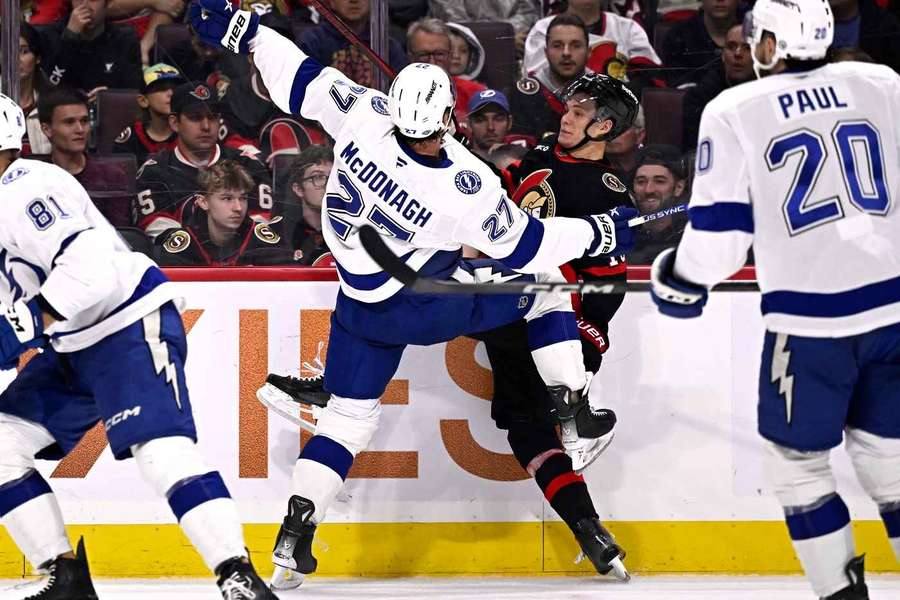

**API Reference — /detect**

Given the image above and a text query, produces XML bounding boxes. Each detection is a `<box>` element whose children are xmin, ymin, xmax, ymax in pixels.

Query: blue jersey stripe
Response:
<box><xmin>689</xmin><ymin>203</ymin><xmax>754</xmax><ymax>233</ymax></box>
<box><xmin>336</xmin><ymin>249</ymin><xmax>461</xmax><ymax>294</ymax></box>
<box><xmin>762</xmin><ymin>273</ymin><xmax>900</xmax><ymax>318</ymax></box>
<box><xmin>499</xmin><ymin>215</ymin><xmax>545</xmax><ymax>270</ymax></box>
<box><xmin>289</xmin><ymin>58</ymin><xmax>326</xmax><ymax>114</ymax></box>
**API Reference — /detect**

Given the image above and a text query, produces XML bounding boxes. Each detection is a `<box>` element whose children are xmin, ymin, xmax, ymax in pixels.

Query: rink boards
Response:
<box><xmin>1</xmin><ymin>267</ymin><xmax>897</xmax><ymax>577</ymax></box>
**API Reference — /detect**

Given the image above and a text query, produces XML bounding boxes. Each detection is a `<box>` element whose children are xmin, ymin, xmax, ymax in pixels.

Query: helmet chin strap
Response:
<box><xmin>565</xmin><ymin>117</ymin><xmax>610</xmax><ymax>152</ymax></box>
<box><xmin>750</xmin><ymin>40</ymin><xmax>781</xmax><ymax>79</ymax></box>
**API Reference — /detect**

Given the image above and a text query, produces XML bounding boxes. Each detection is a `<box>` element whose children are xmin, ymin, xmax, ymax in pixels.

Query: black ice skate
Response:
<box><xmin>215</xmin><ymin>555</ymin><xmax>279</xmax><ymax>600</ymax></box>
<box><xmin>257</xmin><ymin>349</ymin><xmax>329</xmax><ymax>432</ymax></box>
<box><xmin>572</xmin><ymin>517</ymin><xmax>630</xmax><ymax>581</ymax></box>
<box><xmin>270</xmin><ymin>495</ymin><xmax>318</xmax><ymax>590</ymax></box>
<box><xmin>548</xmin><ymin>384</ymin><xmax>616</xmax><ymax>472</ymax></box>
<box><xmin>23</xmin><ymin>536</ymin><xmax>98</xmax><ymax>600</ymax></box>
<box><xmin>822</xmin><ymin>555</ymin><xmax>869</xmax><ymax>600</ymax></box>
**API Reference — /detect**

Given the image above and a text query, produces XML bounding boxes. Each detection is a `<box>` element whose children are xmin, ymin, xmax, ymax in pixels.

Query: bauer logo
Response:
<box><xmin>371</xmin><ymin>96</ymin><xmax>389</xmax><ymax>115</ymax></box>
<box><xmin>454</xmin><ymin>170</ymin><xmax>482</xmax><ymax>195</ymax></box>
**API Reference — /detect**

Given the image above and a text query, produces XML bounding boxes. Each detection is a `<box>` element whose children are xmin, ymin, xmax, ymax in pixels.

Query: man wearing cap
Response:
<box><xmin>136</xmin><ymin>81</ymin><xmax>273</xmax><ymax>239</ymax></box>
<box><xmin>114</xmin><ymin>63</ymin><xmax>183</xmax><ymax>164</ymax></box>
<box><xmin>466</xmin><ymin>89</ymin><xmax>515</xmax><ymax>162</ymax></box>
<box><xmin>626</xmin><ymin>144</ymin><xmax>689</xmax><ymax>265</ymax></box>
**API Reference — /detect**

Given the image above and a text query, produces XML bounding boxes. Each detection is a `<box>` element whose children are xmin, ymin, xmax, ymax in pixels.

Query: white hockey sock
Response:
<box><xmin>179</xmin><ymin>497</ymin><xmax>247</xmax><ymax>573</ymax></box>
<box><xmin>2</xmin><ymin>489</ymin><xmax>71</xmax><ymax>569</ymax></box>
<box><xmin>291</xmin><ymin>457</ymin><xmax>345</xmax><ymax>524</ymax></box>
<box><xmin>531</xmin><ymin>340</ymin><xmax>585</xmax><ymax>390</ymax></box>
<box><xmin>791</xmin><ymin>524</ymin><xmax>855</xmax><ymax>597</ymax></box>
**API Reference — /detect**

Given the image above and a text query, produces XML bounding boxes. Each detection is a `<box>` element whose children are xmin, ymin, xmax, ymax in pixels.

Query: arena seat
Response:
<box><xmin>642</xmin><ymin>88</ymin><xmax>686</xmax><ymax>147</ymax></box>
<box><xmin>94</xmin><ymin>89</ymin><xmax>141</xmax><ymax>154</ymax></box>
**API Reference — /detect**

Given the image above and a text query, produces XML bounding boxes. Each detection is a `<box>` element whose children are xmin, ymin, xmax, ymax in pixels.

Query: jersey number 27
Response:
<box><xmin>766</xmin><ymin>120</ymin><xmax>890</xmax><ymax>235</ymax></box>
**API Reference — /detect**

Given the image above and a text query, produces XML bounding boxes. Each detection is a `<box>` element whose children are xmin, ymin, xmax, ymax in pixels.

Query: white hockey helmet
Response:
<box><xmin>388</xmin><ymin>63</ymin><xmax>455</xmax><ymax>139</ymax></box>
<box><xmin>0</xmin><ymin>94</ymin><xmax>26</xmax><ymax>153</ymax></box>
<box><xmin>744</xmin><ymin>0</ymin><xmax>834</xmax><ymax>74</ymax></box>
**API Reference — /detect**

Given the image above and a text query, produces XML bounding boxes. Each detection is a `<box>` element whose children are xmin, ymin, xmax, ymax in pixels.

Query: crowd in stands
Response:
<box><xmin>13</xmin><ymin>0</ymin><xmax>900</xmax><ymax>267</ymax></box>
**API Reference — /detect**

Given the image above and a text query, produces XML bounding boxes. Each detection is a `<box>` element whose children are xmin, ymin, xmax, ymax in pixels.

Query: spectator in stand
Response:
<box><xmin>406</xmin><ymin>17</ymin><xmax>486</xmax><ymax>123</ymax></box>
<box><xmin>605</xmin><ymin>103</ymin><xmax>645</xmax><ymax>175</ymax></box>
<box><xmin>830</xmin><ymin>0</ymin><xmax>900</xmax><ymax>73</ymax></box>
<box><xmin>155</xmin><ymin>160</ymin><xmax>296</xmax><ymax>266</ymax></box>
<box><xmin>627</xmin><ymin>144</ymin><xmax>688</xmax><ymax>264</ymax></box>
<box><xmin>20</xmin><ymin>23</ymin><xmax>53</xmax><ymax>156</ymax></box>
<box><xmin>44</xmin><ymin>0</ymin><xmax>143</xmax><ymax>100</ymax></box>
<box><xmin>105</xmin><ymin>0</ymin><xmax>186</xmax><ymax>66</ymax></box>
<box><xmin>299</xmin><ymin>0</ymin><xmax>408</xmax><ymax>88</ymax></box>
<box><xmin>466</xmin><ymin>90</ymin><xmax>515</xmax><ymax>161</ymax></box>
<box><xmin>23</xmin><ymin>0</ymin><xmax>70</xmax><ymax>24</ymax></box>
<box><xmin>524</xmin><ymin>0</ymin><xmax>664</xmax><ymax>92</ymax></box>
<box><xmin>284</xmin><ymin>146</ymin><xmax>334</xmax><ymax>266</ymax></box>
<box><xmin>510</xmin><ymin>14</ymin><xmax>588</xmax><ymax>141</ymax></box>
<box><xmin>164</xmin><ymin>29</ymin><xmax>247</xmax><ymax>98</ymax></box>
<box><xmin>388</xmin><ymin>0</ymin><xmax>429</xmax><ymax>45</ymax></box>
<box><xmin>38</xmin><ymin>87</ymin><xmax>134</xmax><ymax>227</ymax></box>
<box><xmin>136</xmin><ymin>82</ymin><xmax>273</xmax><ymax>239</ymax></box>
<box><xmin>681</xmin><ymin>23</ymin><xmax>753</xmax><ymax>151</ymax></box>
<box><xmin>447</xmin><ymin>23</ymin><xmax>485</xmax><ymax>81</ymax></box>
<box><xmin>113</xmin><ymin>63</ymin><xmax>183</xmax><ymax>164</ymax></box>
<box><xmin>428</xmin><ymin>0</ymin><xmax>540</xmax><ymax>54</ymax></box>
<box><xmin>661</xmin><ymin>0</ymin><xmax>745</xmax><ymax>88</ymax></box>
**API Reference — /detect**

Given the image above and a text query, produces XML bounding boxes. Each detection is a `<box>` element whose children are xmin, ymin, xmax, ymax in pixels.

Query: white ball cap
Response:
<box><xmin>0</xmin><ymin>94</ymin><xmax>25</xmax><ymax>153</ymax></box>
<box><xmin>388</xmin><ymin>63</ymin><xmax>455</xmax><ymax>139</ymax></box>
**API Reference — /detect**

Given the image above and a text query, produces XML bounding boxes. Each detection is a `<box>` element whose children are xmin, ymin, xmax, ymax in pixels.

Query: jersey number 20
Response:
<box><xmin>766</xmin><ymin>120</ymin><xmax>890</xmax><ymax>235</ymax></box>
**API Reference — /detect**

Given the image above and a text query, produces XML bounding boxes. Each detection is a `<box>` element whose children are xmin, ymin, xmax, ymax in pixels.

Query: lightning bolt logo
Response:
<box><xmin>770</xmin><ymin>333</ymin><xmax>794</xmax><ymax>424</ymax></box>
<box><xmin>144</xmin><ymin>310</ymin><xmax>182</xmax><ymax>411</ymax></box>
<box><xmin>473</xmin><ymin>266</ymin><xmax>521</xmax><ymax>284</ymax></box>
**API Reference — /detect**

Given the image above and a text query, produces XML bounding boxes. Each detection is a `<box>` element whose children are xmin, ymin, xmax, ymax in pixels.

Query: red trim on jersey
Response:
<box><xmin>580</xmin><ymin>263</ymin><xmax>628</xmax><ymax>277</ymax></box>
<box><xmin>544</xmin><ymin>471</ymin><xmax>585</xmax><ymax>502</ymax></box>
<box><xmin>552</xmin><ymin>145</ymin><xmax>616</xmax><ymax>166</ymax></box>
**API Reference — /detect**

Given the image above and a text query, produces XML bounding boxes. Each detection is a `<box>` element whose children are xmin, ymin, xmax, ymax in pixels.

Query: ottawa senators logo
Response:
<box><xmin>115</xmin><ymin>126</ymin><xmax>132</xmax><ymax>144</ymax></box>
<box><xmin>163</xmin><ymin>230</ymin><xmax>191</xmax><ymax>253</ymax></box>
<box><xmin>190</xmin><ymin>85</ymin><xmax>212</xmax><ymax>101</ymax></box>
<box><xmin>254</xmin><ymin>216</ymin><xmax>282</xmax><ymax>244</ymax></box>
<box><xmin>512</xmin><ymin>169</ymin><xmax>556</xmax><ymax>219</ymax></box>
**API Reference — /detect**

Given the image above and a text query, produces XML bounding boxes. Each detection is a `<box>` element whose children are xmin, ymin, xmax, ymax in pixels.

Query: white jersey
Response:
<box><xmin>250</xmin><ymin>27</ymin><xmax>595</xmax><ymax>303</ymax></box>
<box><xmin>0</xmin><ymin>159</ymin><xmax>179</xmax><ymax>352</ymax></box>
<box><xmin>675</xmin><ymin>62</ymin><xmax>900</xmax><ymax>337</ymax></box>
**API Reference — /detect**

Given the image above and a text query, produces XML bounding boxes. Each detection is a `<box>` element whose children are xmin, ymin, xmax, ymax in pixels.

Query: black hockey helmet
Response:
<box><xmin>560</xmin><ymin>73</ymin><xmax>639</xmax><ymax>144</ymax></box>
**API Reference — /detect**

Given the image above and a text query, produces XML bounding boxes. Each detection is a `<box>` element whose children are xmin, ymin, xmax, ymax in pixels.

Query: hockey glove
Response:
<box><xmin>189</xmin><ymin>0</ymin><xmax>259</xmax><ymax>55</ymax></box>
<box><xmin>0</xmin><ymin>298</ymin><xmax>46</xmax><ymax>367</ymax></box>
<box><xmin>650</xmin><ymin>248</ymin><xmax>708</xmax><ymax>318</ymax></box>
<box><xmin>580</xmin><ymin>206</ymin><xmax>638</xmax><ymax>257</ymax></box>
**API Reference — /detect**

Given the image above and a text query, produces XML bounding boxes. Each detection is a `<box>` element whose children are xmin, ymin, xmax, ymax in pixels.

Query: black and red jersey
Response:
<box><xmin>113</xmin><ymin>119</ymin><xmax>178</xmax><ymax>166</ymax></box>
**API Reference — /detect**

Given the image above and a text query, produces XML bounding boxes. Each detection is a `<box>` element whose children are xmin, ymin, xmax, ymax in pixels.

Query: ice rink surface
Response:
<box><xmin>3</xmin><ymin>575</ymin><xmax>900</xmax><ymax>599</ymax></box>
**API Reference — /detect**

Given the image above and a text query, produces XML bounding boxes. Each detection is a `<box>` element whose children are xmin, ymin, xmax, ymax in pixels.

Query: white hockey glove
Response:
<box><xmin>650</xmin><ymin>248</ymin><xmax>708</xmax><ymax>318</ymax></box>
<box><xmin>580</xmin><ymin>205</ymin><xmax>639</xmax><ymax>257</ymax></box>
<box><xmin>189</xmin><ymin>0</ymin><xmax>259</xmax><ymax>54</ymax></box>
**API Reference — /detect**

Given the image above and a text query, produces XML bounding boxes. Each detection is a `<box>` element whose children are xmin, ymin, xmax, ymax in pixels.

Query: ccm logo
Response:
<box><xmin>105</xmin><ymin>406</ymin><xmax>142</xmax><ymax>431</ymax></box>
<box><xmin>226</xmin><ymin>14</ymin><xmax>247</xmax><ymax>51</ymax></box>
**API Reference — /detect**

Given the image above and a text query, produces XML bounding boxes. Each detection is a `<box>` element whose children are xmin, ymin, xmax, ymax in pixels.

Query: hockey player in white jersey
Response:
<box><xmin>191</xmin><ymin>0</ymin><xmax>636</xmax><ymax>587</ymax></box>
<box><xmin>650</xmin><ymin>0</ymin><xmax>900</xmax><ymax>598</ymax></box>
<box><xmin>0</xmin><ymin>96</ymin><xmax>278</xmax><ymax>600</ymax></box>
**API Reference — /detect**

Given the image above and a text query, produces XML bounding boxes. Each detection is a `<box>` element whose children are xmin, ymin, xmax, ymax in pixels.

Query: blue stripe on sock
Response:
<box><xmin>882</xmin><ymin>507</ymin><xmax>900</xmax><ymax>538</ymax></box>
<box><xmin>785</xmin><ymin>495</ymin><xmax>851</xmax><ymax>541</ymax></box>
<box><xmin>526</xmin><ymin>311</ymin><xmax>580</xmax><ymax>351</ymax></box>
<box><xmin>0</xmin><ymin>470</ymin><xmax>52</xmax><ymax>517</ymax></box>
<box><xmin>300</xmin><ymin>435</ymin><xmax>354</xmax><ymax>480</ymax></box>
<box><xmin>166</xmin><ymin>472</ymin><xmax>231</xmax><ymax>521</ymax></box>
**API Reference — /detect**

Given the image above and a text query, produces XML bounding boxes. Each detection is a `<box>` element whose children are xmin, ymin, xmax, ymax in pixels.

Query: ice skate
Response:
<box><xmin>19</xmin><ymin>537</ymin><xmax>98</xmax><ymax>600</ymax></box>
<box><xmin>822</xmin><ymin>555</ymin><xmax>868</xmax><ymax>600</ymax></box>
<box><xmin>216</xmin><ymin>555</ymin><xmax>279</xmax><ymax>599</ymax></box>
<box><xmin>572</xmin><ymin>517</ymin><xmax>630</xmax><ymax>581</ymax></box>
<box><xmin>270</xmin><ymin>495</ymin><xmax>319</xmax><ymax>590</ymax></box>
<box><xmin>549</xmin><ymin>380</ymin><xmax>616</xmax><ymax>471</ymax></box>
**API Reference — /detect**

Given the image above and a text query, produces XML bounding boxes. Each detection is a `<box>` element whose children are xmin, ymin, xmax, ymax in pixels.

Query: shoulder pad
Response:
<box><xmin>115</xmin><ymin>126</ymin><xmax>132</xmax><ymax>144</ymax></box>
<box><xmin>162</xmin><ymin>229</ymin><xmax>192</xmax><ymax>253</ymax></box>
<box><xmin>516</xmin><ymin>77</ymin><xmax>540</xmax><ymax>95</ymax></box>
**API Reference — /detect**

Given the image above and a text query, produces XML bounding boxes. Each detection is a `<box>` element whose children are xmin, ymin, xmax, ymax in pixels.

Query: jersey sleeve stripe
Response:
<box><xmin>762</xmin><ymin>273</ymin><xmax>900</xmax><ymax>319</ymax></box>
<box><xmin>51</xmin><ymin>228</ymin><xmax>92</xmax><ymax>268</ymax></box>
<box><xmin>289</xmin><ymin>59</ymin><xmax>327</xmax><ymax>114</ymax></box>
<box><xmin>526</xmin><ymin>311</ymin><xmax>580</xmax><ymax>351</ymax></box>
<box><xmin>688</xmin><ymin>203</ymin><xmax>754</xmax><ymax>233</ymax></box>
<box><xmin>499</xmin><ymin>215</ymin><xmax>545</xmax><ymax>270</ymax></box>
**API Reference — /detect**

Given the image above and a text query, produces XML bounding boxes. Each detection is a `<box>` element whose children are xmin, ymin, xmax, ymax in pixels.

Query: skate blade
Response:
<box><xmin>256</xmin><ymin>384</ymin><xmax>319</xmax><ymax>432</ymax></box>
<box><xmin>572</xmin><ymin>432</ymin><xmax>615</xmax><ymax>475</ymax></box>
<box><xmin>270</xmin><ymin>565</ymin><xmax>305</xmax><ymax>590</ymax></box>
<box><xmin>609</xmin><ymin>556</ymin><xmax>630</xmax><ymax>582</ymax></box>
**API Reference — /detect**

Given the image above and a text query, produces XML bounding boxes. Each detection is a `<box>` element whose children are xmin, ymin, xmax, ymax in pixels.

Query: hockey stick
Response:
<box><xmin>627</xmin><ymin>202</ymin><xmax>687</xmax><ymax>227</ymax></box>
<box><xmin>358</xmin><ymin>223</ymin><xmax>758</xmax><ymax>295</ymax></box>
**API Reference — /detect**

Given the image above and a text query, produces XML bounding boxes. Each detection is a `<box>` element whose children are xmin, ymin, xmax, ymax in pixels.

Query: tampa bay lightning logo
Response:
<box><xmin>454</xmin><ymin>170</ymin><xmax>482</xmax><ymax>195</ymax></box>
<box><xmin>1</xmin><ymin>168</ymin><xmax>28</xmax><ymax>185</ymax></box>
<box><xmin>371</xmin><ymin>95</ymin><xmax>389</xmax><ymax>115</ymax></box>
